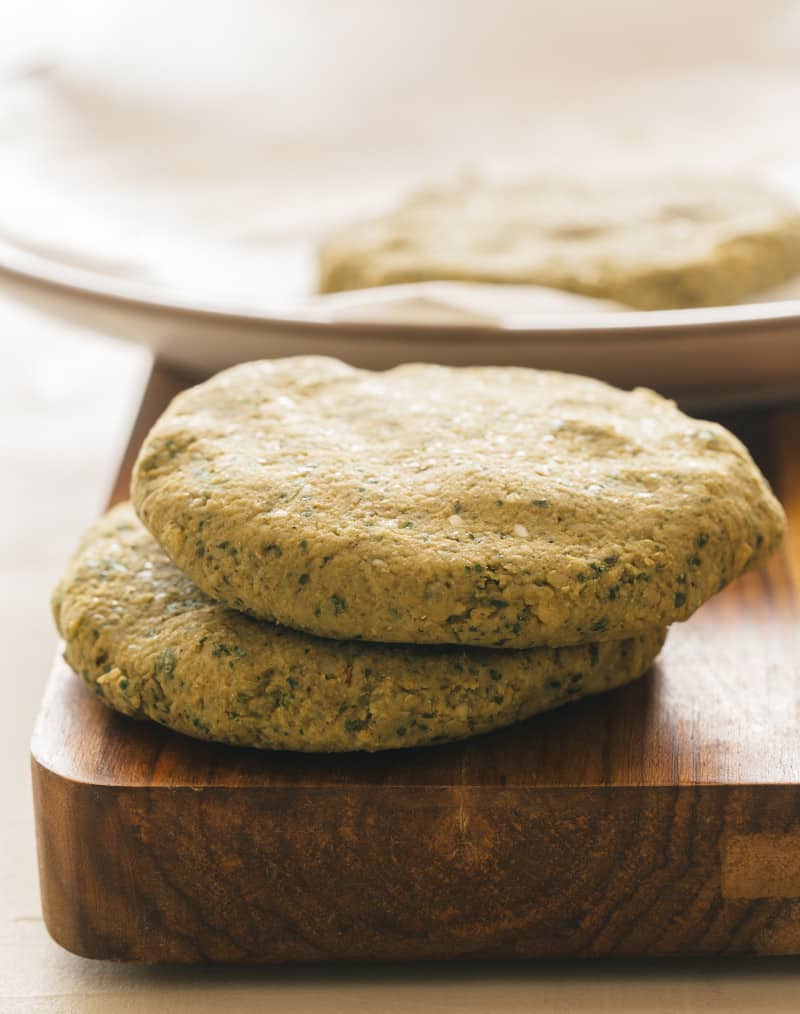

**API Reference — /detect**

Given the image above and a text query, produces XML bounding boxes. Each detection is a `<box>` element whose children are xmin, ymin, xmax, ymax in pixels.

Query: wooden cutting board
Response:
<box><xmin>31</xmin><ymin>364</ymin><xmax>800</xmax><ymax>963</ymax></box>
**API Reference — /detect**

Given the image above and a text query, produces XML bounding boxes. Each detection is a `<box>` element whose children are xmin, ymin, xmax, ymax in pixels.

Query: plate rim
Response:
<box><xmin>2</xmin><ymin>233</ymin><xmax>800</xmax><ymax>344</ymax></box>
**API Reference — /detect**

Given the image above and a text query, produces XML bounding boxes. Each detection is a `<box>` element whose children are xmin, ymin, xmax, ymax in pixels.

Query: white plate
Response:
<box><xmin>2</xmin><ymin>2</ymin><xmax>800</xmax><ymax>407</ymax></box>
<box><xmin>3</xmin><ymin>234</ymin><xmax>800</xmax><ymax>410</ymax></box>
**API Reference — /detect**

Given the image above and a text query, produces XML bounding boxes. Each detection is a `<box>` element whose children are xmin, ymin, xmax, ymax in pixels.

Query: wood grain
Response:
<box><xmin>32</xmin><ymin>363</ymin><xmax>800</xmax><ymax>962</ymax></box>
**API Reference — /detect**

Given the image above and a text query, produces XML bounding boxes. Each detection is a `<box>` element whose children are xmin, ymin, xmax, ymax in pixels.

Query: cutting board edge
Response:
<box><xmin>31</xmin><ymin>726</ymin><xmax>800</xmax><ymax>963</ymax></box>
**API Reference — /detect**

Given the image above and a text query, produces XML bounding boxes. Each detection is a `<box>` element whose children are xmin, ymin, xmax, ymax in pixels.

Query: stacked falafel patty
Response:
<box><xmin>52</xmin><ymin>357</ymin><xmax>785</xmax><ymax>751</ymax></box>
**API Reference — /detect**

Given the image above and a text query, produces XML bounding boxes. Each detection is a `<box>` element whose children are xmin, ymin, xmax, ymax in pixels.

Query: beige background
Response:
<box><xmin>2</xmin><ymin>0</ymin><xmax>800</xmax><ymax>313</ymax></box>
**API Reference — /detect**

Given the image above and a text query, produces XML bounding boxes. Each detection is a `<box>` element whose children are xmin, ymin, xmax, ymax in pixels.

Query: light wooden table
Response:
<box><xmin>4</xmin><ymin>298</ymin><xmax>800</xmax><ymax>1010</ymax></box>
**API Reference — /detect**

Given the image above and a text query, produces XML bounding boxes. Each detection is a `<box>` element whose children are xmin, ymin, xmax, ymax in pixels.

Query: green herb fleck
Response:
<box><xmin>155</xmin><ymin>648</ymin><xmax>176</xmax><ymax>679</ymax></box>
<box><xmin>674</xmin><ymin>591</ymin><xmax>687</xmax><ymax>608</ymax></box>
<box><xmin>331</xmin><ymin>594</ymin><xmax>347</xmax><ymax>615</ymax></box>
